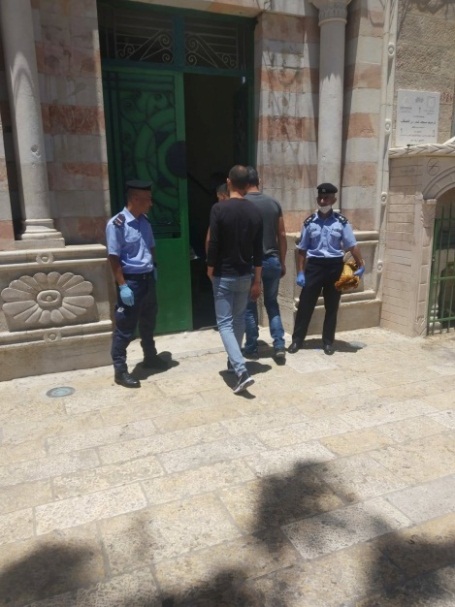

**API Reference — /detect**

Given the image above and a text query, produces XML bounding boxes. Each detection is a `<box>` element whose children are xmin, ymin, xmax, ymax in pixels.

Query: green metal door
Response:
<box><xmin>103</xmin><ymin>66</ymin><xmax>192</xmax><ymax>333</ymax></box>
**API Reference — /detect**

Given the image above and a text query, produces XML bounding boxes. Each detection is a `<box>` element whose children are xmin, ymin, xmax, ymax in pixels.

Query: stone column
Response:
<box><xmin>311</xmin><ymin>0</ymin><xmax>351</xmax><ymax>188</ymax></box>
<box><xmin>0</xmin><ymin>0</ymin><xmax>63</xmax><ymax>245</ymax></box>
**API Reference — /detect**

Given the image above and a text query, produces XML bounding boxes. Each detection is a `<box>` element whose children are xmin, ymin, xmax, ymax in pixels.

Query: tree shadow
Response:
<box><xmin>160</xmin><ymin>569</ymin><xmax>263</xmax><ymax>607</ymax></box>
<box><xmin>0</xmin><ymin>543</ymin><xmax>96</xmax><ymax>606</ymax></box>
<box><xmin>2</xmin><ymin>463</ymin><xmax>455</xmax><ymax>606</ymax></box>
<box><xmin>359</xmin><ymin>525</ymin><xmax>455</xmax><ymax>606</ymax></box>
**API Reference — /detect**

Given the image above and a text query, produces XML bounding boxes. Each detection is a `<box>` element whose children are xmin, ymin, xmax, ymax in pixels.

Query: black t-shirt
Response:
<box><xmin>207</xmin><ymin>198</ymin><xmax>263</xmax><ymax>277</ymax></box>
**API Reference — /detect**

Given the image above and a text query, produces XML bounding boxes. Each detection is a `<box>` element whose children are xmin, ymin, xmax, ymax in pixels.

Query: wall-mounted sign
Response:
<box><xmin>396</xmin><ymin>90</ymin><xmax>440</xmax><ymax>146</ymax></box>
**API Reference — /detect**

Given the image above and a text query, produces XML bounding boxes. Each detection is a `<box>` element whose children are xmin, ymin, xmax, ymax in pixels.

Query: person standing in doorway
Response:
<box><xmin>288</xmin><ymin>183</ymin><xmax>365</xmax><ymax>356</ymax></box>
<box><xmin>207</xmin><ymin>165</ymin><xmax>263</xmax><ymax>394</ymax></box>
<box><xmin>204</xmin><ymin>183</ymin><xmax>230</xmax><ymax>254</ymax></box>
<box><xmin>243</xmin><ymin>166</ymin><xmax>287</xmax><ymax>362</ymax></box>
<box><xmin>106</xmin><ymin>180</ymin><xmax>167</xmax><ymax>388</ymax></box>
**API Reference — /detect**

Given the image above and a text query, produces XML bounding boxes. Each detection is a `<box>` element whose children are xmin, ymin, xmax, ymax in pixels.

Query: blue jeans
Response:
<box><xmin>244</xmin><ymin>255</ymin><xmax>285</xmax><ymax>352</ymax></box>
<box><xmin>212</xmin><ymin>275</ymin><xmax>251</xmax><ymax>377</ymax></box>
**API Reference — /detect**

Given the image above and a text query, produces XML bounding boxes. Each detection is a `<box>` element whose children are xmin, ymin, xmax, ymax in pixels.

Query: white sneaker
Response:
<box><xmin>233</xmin><ymin>372</ymin><xmax>254</xmax><ymax>394</ymax></box>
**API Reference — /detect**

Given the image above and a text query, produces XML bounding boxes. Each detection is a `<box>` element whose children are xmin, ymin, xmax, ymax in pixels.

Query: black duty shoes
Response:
<box><xmin>143</xmin><ymin>355</ymin><xmax>168</xmax><ymax>370</ymax></box>
<box><xmin>323</xmin><ymin>343</ymin><xmax>335</xmax><ymax>355</ymax></box>
<box><xmin>233</xmin><ymin>372</ymin><xmax>254</xmax><ymax>394</ymax></box>
<box><xmin>115</xmin><ymin>371</ymin><xmax>140</xmax><ymax>388</ymax></box>
<box><xmin>287</xmin><ymin>341</ymin><xmax>302</xmax><ymax>354</ymax></box>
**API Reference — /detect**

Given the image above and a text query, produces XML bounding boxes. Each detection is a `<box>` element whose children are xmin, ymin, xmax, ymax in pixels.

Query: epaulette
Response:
<box><xmin>334</xmin><ymin>212</ymin><xmax>348</xmax><ymax>225</ymax></box>
<box><xmin>113</xmin><ymin>213</ymin><xmax>125</xmax><ymax>228</ymax></box>
<box><xmin>304</xmin><ymin>213</ymin><xmax>316</xmax><ymax>227</ymax></box>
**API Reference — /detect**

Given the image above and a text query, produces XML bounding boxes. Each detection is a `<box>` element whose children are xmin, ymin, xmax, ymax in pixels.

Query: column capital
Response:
<box><xmin>311</xmin><ymin>0</ymin><xmax>352</xmax><ymax>25</ymax></box>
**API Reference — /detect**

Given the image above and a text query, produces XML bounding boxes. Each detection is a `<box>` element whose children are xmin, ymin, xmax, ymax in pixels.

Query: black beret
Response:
<box><xmin>317</xmin><ymin>182</ymin><xmax>338</xmax><ymax>194</ymax></box>
<box><xmin>126</xmin><ymin>179</ymin><xmax>153</xmax><ymax>190</ymax></box>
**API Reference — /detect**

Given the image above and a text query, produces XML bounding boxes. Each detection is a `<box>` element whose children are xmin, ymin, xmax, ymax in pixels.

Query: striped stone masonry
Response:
<box><xmin>35</xmin><ymin>0</ymin><xmax>109</xmax><ymax>246</ymax></box>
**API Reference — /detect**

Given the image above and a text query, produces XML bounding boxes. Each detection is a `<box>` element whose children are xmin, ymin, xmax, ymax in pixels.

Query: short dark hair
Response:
<box><xmin>228</xmin><ymin>165</ymin><xmax>249</xmax><ymax>190</ymax></box>
<box><xmin>246</xmin><ymin>166</ymin><xmax>259</xmax><ymax>187</ymax></box>
<box><xmin>216</xmin><ymin>183</ymin><xmax>228</xmax><ymax>195</ymax></box>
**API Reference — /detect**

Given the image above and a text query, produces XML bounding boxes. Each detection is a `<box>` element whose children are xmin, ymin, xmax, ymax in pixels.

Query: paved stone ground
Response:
<box><xmin>1</xmin><ymin>326</ymin><xmax>455</xmax><ymax>607</ymax></box>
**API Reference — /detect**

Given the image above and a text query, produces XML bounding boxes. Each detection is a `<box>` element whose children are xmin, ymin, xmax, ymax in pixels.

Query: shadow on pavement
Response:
<box><xmin>1</xmin><ymin>462</ymin><xmax>454</xmax><ymax>606</ymax></box>
<box><xmin>0</xmin><ymin>543</ymin><xmax>96</xmax><ymax>606</ymax></box>
<box><xmin>301</xmin><ymin>337</ymin><xmax>365</xmax><ymax>353</ymax></box>
<box><xmin>132</xmin><ymin>352</ymin><xmax>179</xmax><ymax>380</ymax></box>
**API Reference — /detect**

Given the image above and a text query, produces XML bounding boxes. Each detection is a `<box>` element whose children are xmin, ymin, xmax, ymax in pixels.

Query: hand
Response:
<box><xmin>354</xmin><ymin>266</ymin><xmax>365</xmax><ymax>278</ymax></box>
<box><xmin>280</xmin><ymin>263</ymin><xmax>286</xmax><ymax>278</ymax></box>
<box><xmin>153</xmin><ymin>267</ymin><xmax>158</xmax><ymax>282</ymax></box>
<box><xmin>119</xmin><ymin>284</ymin><xmax>134</xmax><ymax>306</ymax></box>
<box><xmin>296</xmin><ymin>271</ymin><xmax>306</xmax><ymax>287</ymax></box>
<box><xmin>250</xmin><ymin>281</ymin><xmax>261</xmax><ymax>302</ymax></box>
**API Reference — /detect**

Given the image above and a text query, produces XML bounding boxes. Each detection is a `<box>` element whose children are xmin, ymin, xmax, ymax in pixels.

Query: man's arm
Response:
<box><xmin>250</xmin><ymin>265</ymin><xmax>262</xmax><ymax>301</ymax></box>
<box><xmin>108</xmin><ymin>254</ymin><xmax>126</xmax><ymax>286</ymax></box>
<box><xmin>277</xmin><ymin>216</ymin><xmax>287</xmax><ymax>277</ymax></box>
<box><xmin>348</xmin><ymin>244</ymin><xmax>364</xmax><ymax>269</ymax></box>
<box><xmin>297</xmin><ymin>249</ymin><xmax>306</xmax><ymax>273</ymax></box>
<box><xmin>206</xmin><ymin>206</ymin><xmax>219</xmax><ymax>280</ymax></box>
<box><xmin>205</xmin><ymin>227</ymin><xmax>211</xmax><ymax>256</ymax></box>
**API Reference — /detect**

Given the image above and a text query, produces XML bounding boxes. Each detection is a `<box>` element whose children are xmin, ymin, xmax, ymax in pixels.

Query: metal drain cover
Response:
<box><xmin>46</xmin><ymin>386</ymin><xmax>75</xmax><ymax>398</ymax></box>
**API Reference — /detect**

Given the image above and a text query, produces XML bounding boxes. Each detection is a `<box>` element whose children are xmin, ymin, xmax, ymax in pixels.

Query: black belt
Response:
<box><xmin>123</xmin><ymin>272</ymin><xmax>153</xmax><ymax>280</ymax></box>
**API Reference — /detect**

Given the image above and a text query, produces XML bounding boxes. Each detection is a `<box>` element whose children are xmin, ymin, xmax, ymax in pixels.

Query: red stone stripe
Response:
<box><xmin>258</xmin><ymin>116</ymin><xmax>317</xmax><ymax>142</ymax></box>
<box><xmin>43</xmin><ymin>104</ymin><xmax>105</xmax><ymax>135</ymax></box>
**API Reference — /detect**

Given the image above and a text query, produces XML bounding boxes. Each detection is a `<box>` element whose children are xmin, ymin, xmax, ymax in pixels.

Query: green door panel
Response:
<box><xmin>103</xmin><ymin>66</ymin><xmax>192</xmax><ymax>333</ymax></box>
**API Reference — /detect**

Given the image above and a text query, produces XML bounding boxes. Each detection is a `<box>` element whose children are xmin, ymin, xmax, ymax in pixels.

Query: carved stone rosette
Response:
<box><xmin>1</xmin><ymin>271</ymin><xmax>97</xmax><ymax>331</ymax></box>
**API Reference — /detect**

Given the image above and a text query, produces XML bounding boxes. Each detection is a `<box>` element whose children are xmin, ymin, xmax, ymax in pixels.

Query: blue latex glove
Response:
<box><xmin>296</xmin><ymin>271</ymin><xmax>306</xmax><ymax>287</ymax></box>
<box><xmin>354</xmin><ymin>266</ymin><xmax>365</xmax><ymax>278</ymax></box>
<box><xmin>119</xmin><ymin>284</ymin><xmax>134</xmax><ymax>306</ymax></box>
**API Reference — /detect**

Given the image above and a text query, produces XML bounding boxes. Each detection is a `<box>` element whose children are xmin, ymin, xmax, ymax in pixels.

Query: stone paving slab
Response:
<box><xmin>1</xmin><ymin>327</ymin><xmax>455</xmax><ymax>606</ymax></box>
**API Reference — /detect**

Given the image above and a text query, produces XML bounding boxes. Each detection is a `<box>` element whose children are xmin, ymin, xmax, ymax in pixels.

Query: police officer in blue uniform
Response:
<box><xmin>106</xmin><ymin>180</ymin><xmax>167</xmax><ymax>388</ymax></box>
<box><xmin>288</xmin><ymin>183</ymin><xmax>365</xmax><ymax>355</ymax></box>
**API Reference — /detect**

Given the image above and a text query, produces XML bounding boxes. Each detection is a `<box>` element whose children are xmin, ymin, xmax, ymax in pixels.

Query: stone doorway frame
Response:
<box><xmin>383</xmin><ymin>141</ymin><xmax>455</xmax><ymax>337</ymax></box>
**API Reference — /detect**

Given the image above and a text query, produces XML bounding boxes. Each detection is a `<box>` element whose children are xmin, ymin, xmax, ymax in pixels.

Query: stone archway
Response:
<box><xmin>383</xmin><ymin>141</ymin><xmax>455</xmax><ymax>336</ymax></box>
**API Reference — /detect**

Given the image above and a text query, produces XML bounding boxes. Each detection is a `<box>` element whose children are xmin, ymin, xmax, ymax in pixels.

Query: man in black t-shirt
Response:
<box><xmin>207</xmin><ymin>165</ymin><xmax>263</xmax><ymax>394</ymax></box>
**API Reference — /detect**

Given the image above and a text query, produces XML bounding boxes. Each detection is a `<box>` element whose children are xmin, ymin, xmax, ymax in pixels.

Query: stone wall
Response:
<box><xmin>254</xmin><ymin>8</ymin><xmax>319</xmax><ymax>234</ymax></box>
<box><xmin>343</xmin><ymin>0</ymin><xmax>384</xmax><ymax>231</ymax></box>
<box><xmin>394</xmin><ymin>0</ymin><xmax>455</xmax><ymax>144</ymax></box>
<box><xmin>35</xmin><ymin>0</ymin><xmax>109</xmax><ymax>245</ymax></box>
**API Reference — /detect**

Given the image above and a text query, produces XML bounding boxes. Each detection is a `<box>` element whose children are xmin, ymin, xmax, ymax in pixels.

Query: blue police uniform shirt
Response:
<box><xmin>106</xmin><ymin>207</ymin><xmax>155</xmax><ymax>274</ymax></box>
<box><xmin>297</xmin><ymin>211</ymin><xmax>357</xmax><ymax>258</ymax></box>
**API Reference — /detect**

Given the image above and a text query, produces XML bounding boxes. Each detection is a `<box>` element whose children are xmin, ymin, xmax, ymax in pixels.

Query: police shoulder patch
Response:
<box><xmin>113</xmin><ymin>213</ymin><xmax>126</xmax><ymax>228</ymax></box>
<box><xmin>334</xmin><ymin>212</ymin><xmax>348</xmax><ymax>225</ymax></box>
<box><xmin>304</xmin><ymin>213</ymin><xmax>316</xmax><ymax>227</ymax></box>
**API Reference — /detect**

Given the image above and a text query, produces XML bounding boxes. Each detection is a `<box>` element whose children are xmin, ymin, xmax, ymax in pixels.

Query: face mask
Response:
<box><xmin>318</xmin><ymin>204</ymin><xmax>332</xmax><ymax>215</ymax></box>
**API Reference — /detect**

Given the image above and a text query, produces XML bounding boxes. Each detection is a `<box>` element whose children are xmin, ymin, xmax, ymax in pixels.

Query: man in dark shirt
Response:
<box><xmin>244</xmin><ymin>167</ymin><xmax>287</xmax><ymax>362</ymax></box>
<box><xmin>207</xmin><ymin>165</ymin><xmax>263</xmax><ymax>394</ymax></box>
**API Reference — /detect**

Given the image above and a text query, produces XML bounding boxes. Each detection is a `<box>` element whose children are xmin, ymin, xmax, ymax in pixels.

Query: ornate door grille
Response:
<box><xmin>98</xmin><ymin>3</ymin><xmax>253</xmax><ymax>73</ymax></box>
<box><xmin>428</xmin><ymin>199</ymin><xmax>455</xmax><ymax>334</ymax></box>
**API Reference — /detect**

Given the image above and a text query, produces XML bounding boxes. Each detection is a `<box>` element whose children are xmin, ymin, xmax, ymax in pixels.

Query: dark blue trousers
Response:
<box><xmin>111</xmin><ymin>274</ymin><xmax>157</xmax><ymax>373</ymax></box>
<box><xmin>292</xmin><ymin>257</ymin><xmax>344</xmax><ymax>346</ymax></box>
